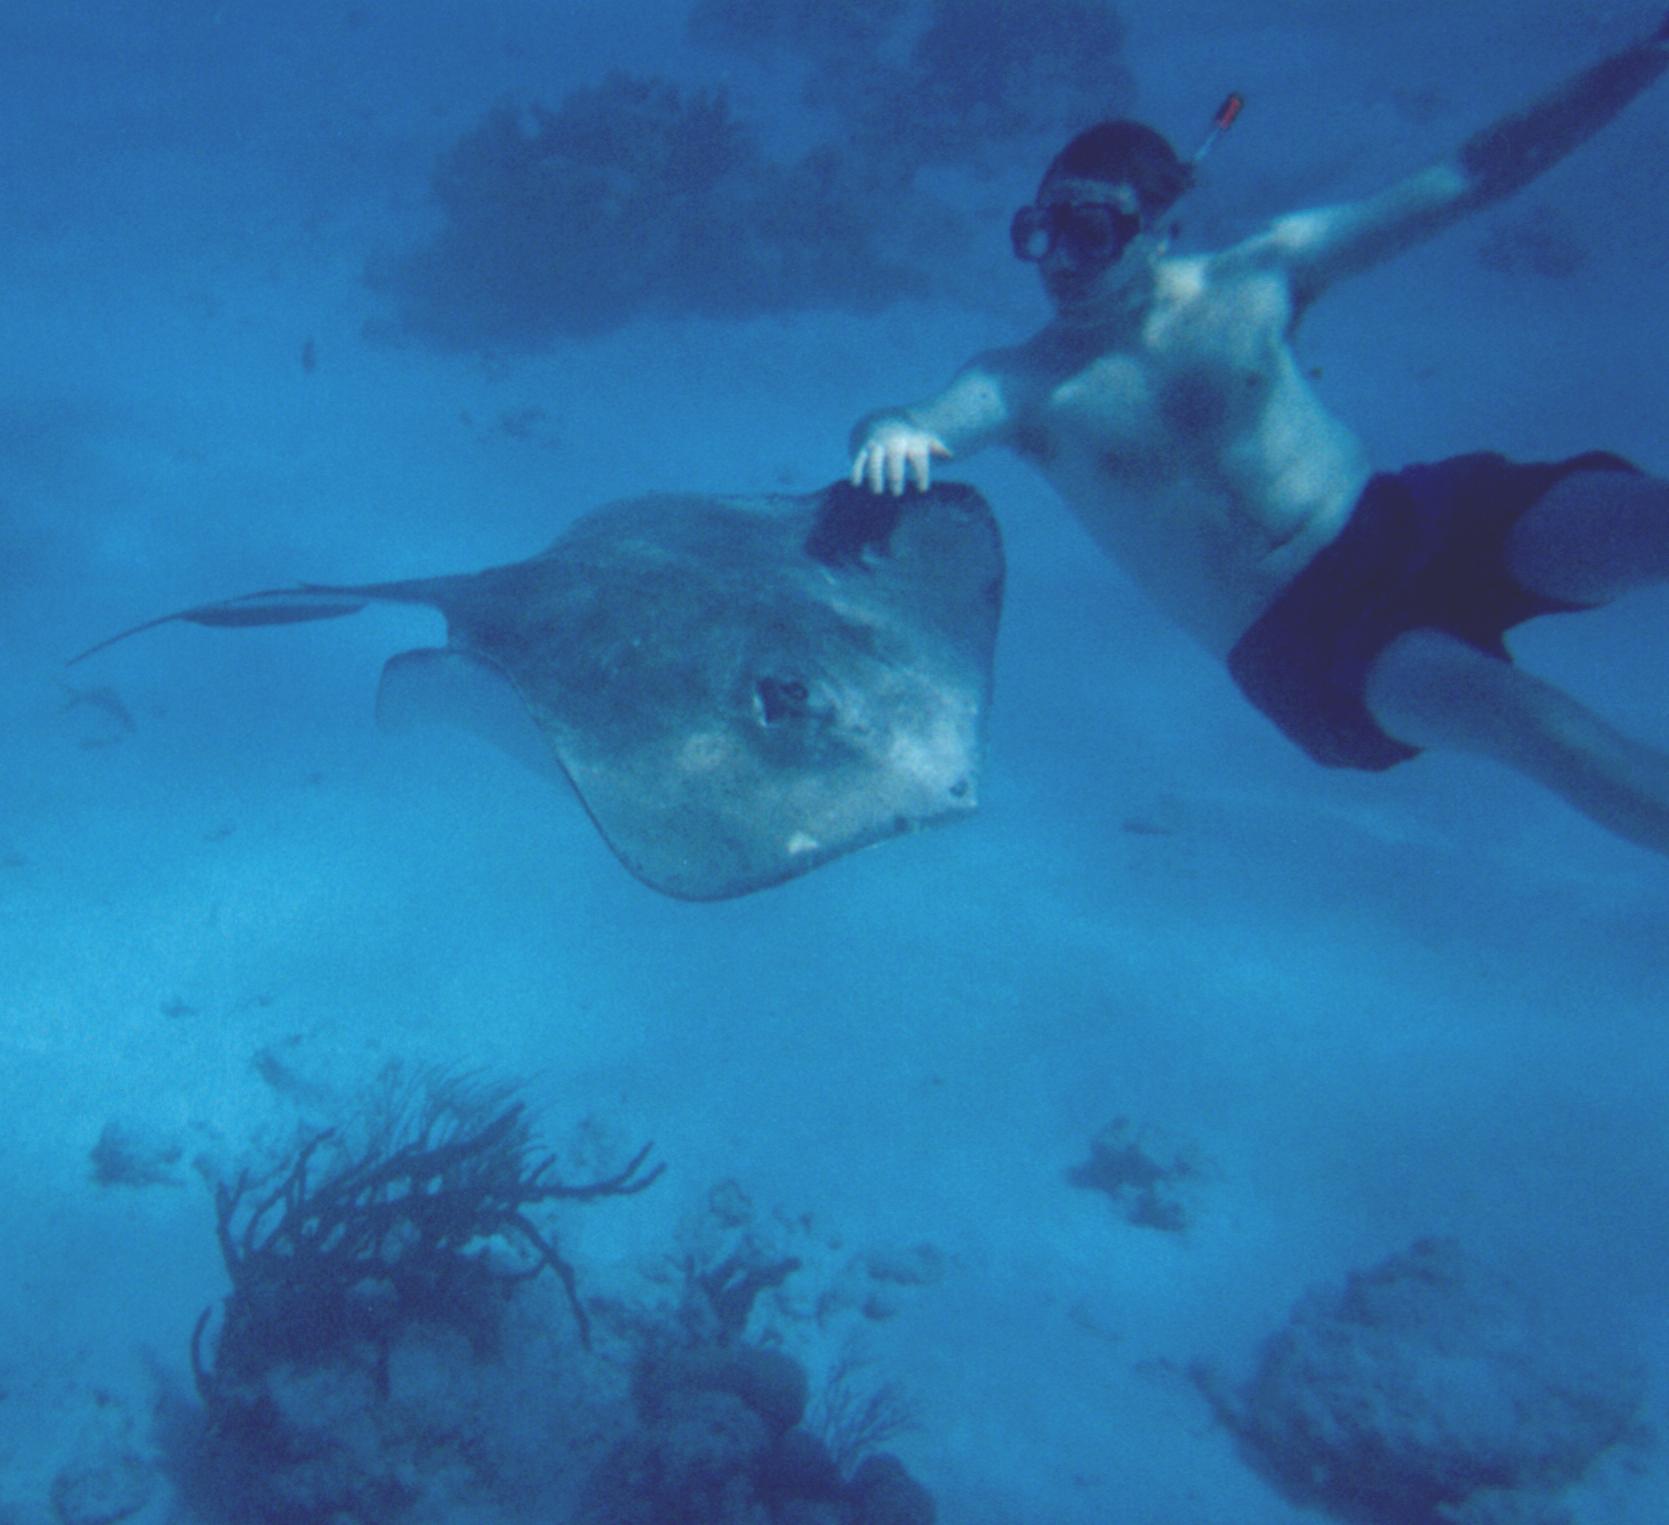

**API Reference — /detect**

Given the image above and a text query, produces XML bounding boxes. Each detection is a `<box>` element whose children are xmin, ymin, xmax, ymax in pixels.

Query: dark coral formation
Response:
<box><xmin>575</xmin><ymin>1182</ymin><xmax>936</xmax><ymax>1524</ymax></box>
<box><xmin>686</xmin><ymin>0</ymin><xmax>909</xmax><ymax>59</ymax></box>
<box><xmin>177</xmin><ymin>1070</ymin><xmax>662</xmax><ymax>1522</ymax></box>
<box><xmin>884</xmin><ymin>0</ymin><xmax>1131</xmax><ymax>168</ymax></box>
<box><xmin>89</xmin><ymin>1117</ymin><xmax>186</xmax><ymax>1187</ymax></box>
<box><xmin>376</xmin><ymin>0</ymin><xmax>1131</xmax><ymax>348</ymax></box>
<box><xmin>1196</xmin><ymin>1238</ymin><xmax>1643</xmax><ymax>1525</ymax></box>
<box><xmin>1065</xmin><ymin>1116</ymin><xmax>1202</xmax><ymax>1232</ymax></box>
<box><xmin>691</xmin><ymin>0</ymin><xmax>1130</xmax><ymax>172</ymax></box>
<box><xmin>197</xmin><ymin>1069</ymin><xmax>661</xmax><ymax>1389</ymax></box>
<box><xmin>375</xmin><ymin>75</ymin><xmax>929</xmax><ymax>349</ymax></box>
<box><xmin>578</xmin><ymin>1339</ymin><xmax>934</xmax><ymax>1525</ymax></box>
<box><xmin>808</xmin><ymin>1346</ymin><xmax>923</xmax><ymax>1478</ymax></box>
<box><xmin>163</xmin><ymin>1088</ymin><xmax>938</xmax><ymax>1525</ymax></box>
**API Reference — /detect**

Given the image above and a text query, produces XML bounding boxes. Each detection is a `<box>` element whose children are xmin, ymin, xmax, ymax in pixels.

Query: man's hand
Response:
<box><xmin>850</xmin><ymin>420</ymin><xmax>952</xmax><ymax>496</ymax></box>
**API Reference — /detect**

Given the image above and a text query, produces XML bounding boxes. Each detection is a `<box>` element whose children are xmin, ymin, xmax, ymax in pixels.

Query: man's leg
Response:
<box><xmin>1508</xmin><ymin>469</ymin><xmax>1669</xmax><ymax>602</ymax></box>
<box><xmin>1364</xmin><ymin>628</ymin><xmax>1669</xmax><ymax>856</ymax></box>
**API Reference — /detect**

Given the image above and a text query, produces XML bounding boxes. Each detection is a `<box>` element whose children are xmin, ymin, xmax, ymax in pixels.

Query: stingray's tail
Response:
<box><xmin>65</xmin><ymin>579</ymin><xmax>446</xmax><ymax>666</ymax></box>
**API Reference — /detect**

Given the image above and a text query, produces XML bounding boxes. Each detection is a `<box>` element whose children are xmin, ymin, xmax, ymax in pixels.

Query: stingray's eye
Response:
<box><xmin>755</xmin><ymin>675</ymin><xmax>811</xmax><ymax>725</ymax></box>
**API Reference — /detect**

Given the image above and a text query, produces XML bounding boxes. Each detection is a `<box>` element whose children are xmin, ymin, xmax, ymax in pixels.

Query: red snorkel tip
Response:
<box><xmin>1192</xmin><ymin>91</ymin><xmax>1245</xmax><ymax>164</ymax></box>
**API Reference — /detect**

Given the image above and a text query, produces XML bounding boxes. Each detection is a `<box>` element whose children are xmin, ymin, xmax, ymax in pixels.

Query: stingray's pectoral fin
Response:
<box><xmin>68</xmin><ymin>588</ymin><xmax>371</xmax><ymax>665</ymax></box>
<box><xmin>375</xmin><ymin>647</ymin><xmax>566</xmax><ymax>785</ymax></box>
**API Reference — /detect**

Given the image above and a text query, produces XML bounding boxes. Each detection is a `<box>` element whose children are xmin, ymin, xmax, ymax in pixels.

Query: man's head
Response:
<box><xmin>1040</xmin><ymin>121</ymin><xmax>1194</xmax><ymax>221</ymax></box>
<box><xmin>1011</xmin><ymin>121</ymin><xmax>1193</xmax><ymax>300</ymax></box>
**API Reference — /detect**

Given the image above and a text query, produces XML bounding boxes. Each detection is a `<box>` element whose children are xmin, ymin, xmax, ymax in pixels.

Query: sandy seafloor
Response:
<box><xmin>2</xmin><ymin>3</ymin><xmax>1668</xmax><ymax>1521</ymax></box>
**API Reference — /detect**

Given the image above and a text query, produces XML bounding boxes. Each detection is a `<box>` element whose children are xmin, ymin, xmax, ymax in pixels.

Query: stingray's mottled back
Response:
<box><xmin>73</xmin><ymin>481</ymin><xmax>1005</xmax><ymax>900</ymax></box>
<box><xmin>434</xmin><ymin>482</ymin><xmax>1001</xmax><ymax>896</ymax></box>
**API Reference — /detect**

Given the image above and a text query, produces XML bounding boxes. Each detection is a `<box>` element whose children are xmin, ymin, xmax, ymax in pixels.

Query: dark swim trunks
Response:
<box><xmin>1226</xmin><ymin>449</ymin><xmax>1639</xmax><ymax>771</ymax></box>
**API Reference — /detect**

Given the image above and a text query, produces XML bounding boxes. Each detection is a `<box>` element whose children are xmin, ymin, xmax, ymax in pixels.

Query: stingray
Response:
<box><xmin>72</xmin><ymin>481</ymin><xmax>1004</xmax><ymax>900</ymax></box>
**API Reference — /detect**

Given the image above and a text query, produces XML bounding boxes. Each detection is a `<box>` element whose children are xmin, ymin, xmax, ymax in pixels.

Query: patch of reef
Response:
<box><xmin>1065</xmin><ymin>1115</ymin><xmax>1206</xmax><ymax>1233</ymax></box>
<box><xmin>1194</xmin><ymin>1237</ymin><xmax>1646</xmax><ymax>1525</ymax></box>
<box><xmin>371</xmin><ymin>0</ymin><xmax>1132</xmax><ymax>349</ymax></box>
<box><xmin>31</xmin><ymin>1071</ymin><xmax>1657</xmax><ymax>1522</ymax></box>
<box><xmin>147</xmin><ymin>1067</ymin><xmax>937</xmax><ymax>1524</ymax></box>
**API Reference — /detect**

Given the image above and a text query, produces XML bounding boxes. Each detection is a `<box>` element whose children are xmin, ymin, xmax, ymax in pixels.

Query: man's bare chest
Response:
<box><xmin>1024</xmin><ymin>341</ymin><xmax>1279</xmax><ymax>483</ymax></box>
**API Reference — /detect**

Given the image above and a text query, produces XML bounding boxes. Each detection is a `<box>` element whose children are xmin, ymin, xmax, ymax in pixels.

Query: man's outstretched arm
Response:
<box><xmin>850</xmin><ymin>356</ymin><xmax>1017</xmax><ymax>496</ymax></box>
<box><xmin>1245</xmin><ymin>12</ymin><xmax>1669</xmax><ymax>307</ymax></box>
<box><xmin>1457</xmin><ymin>10</ymin><xmax>1669</xmax><ymax>203</ymax></box>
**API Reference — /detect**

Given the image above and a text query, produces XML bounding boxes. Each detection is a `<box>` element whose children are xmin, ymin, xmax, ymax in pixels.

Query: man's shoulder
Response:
<box><xmin>1162</xmin><ymin>241</ymin><xmax>1301</xmax><ymax>326</ymax></box>
<box><xmin>1185</xmin><ymin>222</ymin><xmax>1310</xmax><ymax>287</ymax></box>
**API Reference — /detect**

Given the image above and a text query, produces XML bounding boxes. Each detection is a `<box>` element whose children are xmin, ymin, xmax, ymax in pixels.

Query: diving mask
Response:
<box><xmin>1010</xmin><ymin>199</ymin><xmax>1143</xmax><ymax>266</ymax></box>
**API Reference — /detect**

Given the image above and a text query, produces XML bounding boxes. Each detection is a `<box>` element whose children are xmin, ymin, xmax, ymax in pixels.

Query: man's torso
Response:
<box><xmin>997</xmin><ymin>253</ymin><xmax>1373</xmax><ymax>655</ymax></box>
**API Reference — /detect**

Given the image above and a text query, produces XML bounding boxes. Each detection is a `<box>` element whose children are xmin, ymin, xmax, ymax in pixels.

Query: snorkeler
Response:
<box><xmin>849</xmin><ymin>15</ymin><xmax>1669</xmax><ymax>855</ymax></box>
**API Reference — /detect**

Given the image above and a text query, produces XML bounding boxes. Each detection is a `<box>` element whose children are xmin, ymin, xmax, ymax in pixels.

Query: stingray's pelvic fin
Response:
<box><xmin>68</xmin><ymin>588</ymin><xmax>371</xmax><ymax>666</ymax></box>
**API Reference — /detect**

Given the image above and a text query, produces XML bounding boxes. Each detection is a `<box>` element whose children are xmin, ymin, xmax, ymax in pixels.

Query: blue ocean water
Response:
<box><xmin>2</xmin><ymin>3</ymin><xmax>1667</xmax><ymax>1521</ymax></box>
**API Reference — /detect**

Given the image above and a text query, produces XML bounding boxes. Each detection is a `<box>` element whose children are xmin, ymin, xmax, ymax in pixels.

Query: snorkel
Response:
<box><xmin>1191</xmin><ymin>92</ymin><xmax>1245</xmax><ymax>168</ymax></box>
<box><xmin>1159</xmin><ymin>91</ymin><xmax>1244</xmax><ymax>241</ymax></box>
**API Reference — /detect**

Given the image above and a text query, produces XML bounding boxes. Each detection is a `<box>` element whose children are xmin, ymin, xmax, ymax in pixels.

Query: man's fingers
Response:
<box><xmin>852</xmin><ymin>435</ymin><xmax>951</xmax><ymax>495</ymax></box>
<box><xmin>885</xmin><ymin>448</ymin><xmax>907</xmax><ymax>496</ymax></box>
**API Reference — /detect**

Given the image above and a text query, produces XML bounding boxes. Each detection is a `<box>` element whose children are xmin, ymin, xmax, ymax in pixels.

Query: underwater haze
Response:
<box><xmin>3</xmin><ymin>2</ymin><xmax>1668</xmax><ymax>1522</ymax></box>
